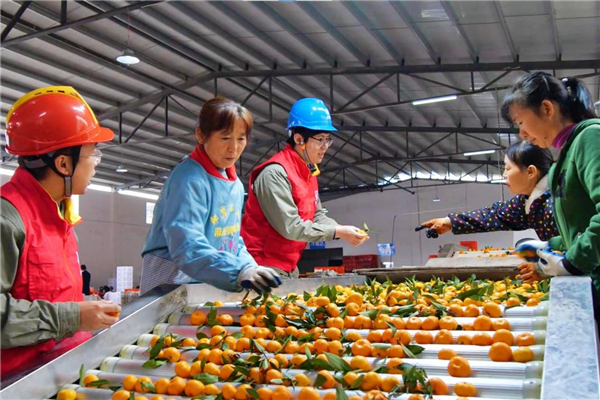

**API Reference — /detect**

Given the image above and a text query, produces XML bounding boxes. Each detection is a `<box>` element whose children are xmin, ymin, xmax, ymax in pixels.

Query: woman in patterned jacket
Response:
<box><xmin>418</xmin><ymin>140</ymin><xmax>557</xmax><ymax>241</ymax></box>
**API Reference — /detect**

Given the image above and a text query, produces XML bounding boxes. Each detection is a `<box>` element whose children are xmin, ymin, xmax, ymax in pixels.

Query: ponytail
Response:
<box><xmin>501</xmin><ymin>72</ymin><xmax>597</xmax><ymax>125</ymax></box>
<box><xmin>561</xmin><ymin>77</ymin><xmax>597</xmax><ymax>122</ymax></box>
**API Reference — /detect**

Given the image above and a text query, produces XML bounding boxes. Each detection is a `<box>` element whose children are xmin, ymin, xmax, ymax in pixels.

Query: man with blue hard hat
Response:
<box><xmin>241</xmin><ymin>98</ymin><xmax>369</xmax><ymax>278</ymax></box>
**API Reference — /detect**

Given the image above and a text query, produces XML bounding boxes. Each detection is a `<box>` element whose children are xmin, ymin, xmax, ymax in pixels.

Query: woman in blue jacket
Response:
<box><xmin>140</xmin><ymin>98</ymin><xmax>281</xmax><ymax>294</ymax></box>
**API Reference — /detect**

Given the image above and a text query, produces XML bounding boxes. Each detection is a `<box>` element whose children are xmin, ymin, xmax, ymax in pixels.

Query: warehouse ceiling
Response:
<box><xmin>1</xmin><ymin>1</ymin><xmax>599</xmax><ymax>199</ymax></box>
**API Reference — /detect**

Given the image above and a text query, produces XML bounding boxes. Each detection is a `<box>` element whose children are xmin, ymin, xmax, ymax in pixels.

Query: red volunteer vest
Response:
<box><xmin>241</xmin><ymin>145</ymin><xmax>319</xmax><ymax>272</ymax></box>
<box><xmin>1</xmin><ymin>168</ymin><xmax>90</xmax><ymax>376</ymax></box>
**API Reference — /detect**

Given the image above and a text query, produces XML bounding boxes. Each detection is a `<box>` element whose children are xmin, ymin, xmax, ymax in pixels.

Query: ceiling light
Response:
<box><xmin>115</xmin><ymin>165</ymin><xmax>128</xmax><ymax>173</ymax></box>
<box><xmin>412</xmin><ymin>95</ymin><xmax>457</xmax><ymax>106</ymax></box>
<box><xmin>117</xmin><ymin>190</ymin><xmax>159</xmax><ymax>200</ymax></box>
<box><xmin>88</xmin><ymin>183</ymin><xmax>113</xmax><ymax>192</ymax></box>
<box><xmin>116</xmin><ymin>49</ymin><xmax>139</xmax><ymax>65</ymax></box>
<box><xmin>433</xmin><ymin>197</ymin><xmax>441</xmax><ymax>202</ymax></box>
<box><xmin>464</xmin><ymin>149</ymin><xmax>496</xmax><ymax>157</ymax></box>
<box><xmin>490</xmin><ymin>179</ymin><xmax>507</xmax><ymax>184</ymax></box>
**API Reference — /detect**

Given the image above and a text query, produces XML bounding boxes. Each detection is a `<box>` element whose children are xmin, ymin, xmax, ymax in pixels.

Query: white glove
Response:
<box><xmin>237</xmin><ymin>266</ymin><xmax>282</xmax><ymax>293</ymax></box>
<box><xmin>515</xmin><ymin>240</ymin><xmax>549</xmax><ymax>261</ymax></box>
<box><xmin>536</xmin><ymin>249</ymin><xmax>570</xmax><ymax>276</ymax></box>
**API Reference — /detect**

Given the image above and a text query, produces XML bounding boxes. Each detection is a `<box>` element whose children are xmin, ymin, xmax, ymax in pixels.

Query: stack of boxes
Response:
<box><xmin>342</xmin><ymin>254</ymin><xmax>379</xmax><ymax>272</ymax></box>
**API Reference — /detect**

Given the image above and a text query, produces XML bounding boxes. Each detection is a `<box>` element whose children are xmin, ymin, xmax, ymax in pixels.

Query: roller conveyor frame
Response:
<box><xmin>1</xmin><ymin>276</ymin><xmax>599</xmax><ymax>400</ymax></box>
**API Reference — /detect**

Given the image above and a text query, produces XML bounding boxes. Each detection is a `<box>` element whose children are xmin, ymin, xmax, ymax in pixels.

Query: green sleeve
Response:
<box><xmin>1</xmin><ymin>199</ymin><xmax>80</xmax><ymax>349</ymax></box>
<box><xmin>252</xmin><ymin>164</ymin><xmax>336</xmax><ymax>242</ymax></box>
<box><xmin>548</xmin><ymin>236</ymin><xmax>565</xmax><ymax>251</ymax></box>
<box><xmin>565</xmin><ymin>129</ymin><xmax>600</xmax><ymax>274</ymax></box>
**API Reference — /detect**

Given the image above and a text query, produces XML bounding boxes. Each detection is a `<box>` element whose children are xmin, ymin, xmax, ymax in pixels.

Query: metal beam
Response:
<box><xmin>493</xmin><ymin>1</ymin><xmax>518</xmax><ymax>62</ymax></box>
<box><xmin>295</xmin><ymin>1</ymin><xmax>412</xmax><ymax>127</ymax></box>
<box><xmin>1</xmin><ymin>1</ymin><xmax>31</xmax><ymax>42</ymax></box>
<box><xmin>2</xmin><ymin>2</ymin><xmax>162</xmax><ymax>48</ymax></box>
<box><xmin>335</xmin><ymin>125</ymin><xmax>518</xmax><ymax>134</ymax></box>
<box><xmin>322</xmin><ymin>155</ymin><xmax>502</xmax><ymax>175</ymax></box>
<box><xmin>153</xmin><ymin>60</ymin><xmax>599</xmax><ymax>80</ymax></box>
<box><xmin>332</xmin><ymin>84</ymin><xmax>510</xmax><ymax>115</ymax></box>
<box><xmin>0</xmin><ymin>11</ymin><xmax>203</xmax><ymax>106</ymax></box>
<box><xmin>115</xmin><ymin>172</ymin><xmax>170</xmax><ymax>191</ymax></box>
<box><xmin>547</xmin><ymin>1</ymin><xmax>562</xmax><ymax>60</ymax></box>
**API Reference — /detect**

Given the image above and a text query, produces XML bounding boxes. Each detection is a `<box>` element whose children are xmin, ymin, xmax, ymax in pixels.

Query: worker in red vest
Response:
<box><xmin>241</xmin><ymin>98</ymin><xmax>369</xmax><ymax>278</ymax></box>
<box><xmin>1</xmin><ymin>86</ymin><xmax>121</xmax><ymax>377</ymax></box>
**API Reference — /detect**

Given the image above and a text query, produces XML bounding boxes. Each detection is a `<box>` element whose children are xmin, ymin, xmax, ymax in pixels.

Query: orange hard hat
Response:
<box><xmin>5</xmin><ymin>86</ymin><xmax>114</xmax><ymax>156</ymax></box>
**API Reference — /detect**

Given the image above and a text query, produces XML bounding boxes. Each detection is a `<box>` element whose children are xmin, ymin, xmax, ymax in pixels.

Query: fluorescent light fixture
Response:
<box><xmin>115</xmin><ymin>165</ymin><xmax>128</xmax><ymax>173</ymax></box>
<box><xmin>0</xmin><ymin>168</ymin><xmax>15</xmax><ymax>176</ymax></box>
<box><xmin>117</xmin><ymin>190</ymin><xmax>159</xmax><ymax>200</ymax></box>
<box><xmin>490</xmin><ymin>179</ymin><xmax>507</xmax><ymax>184</ymax></box>
<box><xmin>88</xmin><ymin>183</ymin><xmax>113</xmax><ymax>192</ymax></box>
<box><xmin>412</xmin><ymin>95</ymin><xmax>457</xmax><ymax>106</ymax></box>
<box><xmin>116</xmin><ymin>49</ymin><xmax>140</xmax><ymax>65</ymax></box>
<box><xmin>464</xmin><ymin>149</ymin><xmax>496</xmax><ymax>157</ymax></box>
<box><xmin>433</xmin><ymin>197</ymin><xmax>441</xmax><ymax>202</ymax></box>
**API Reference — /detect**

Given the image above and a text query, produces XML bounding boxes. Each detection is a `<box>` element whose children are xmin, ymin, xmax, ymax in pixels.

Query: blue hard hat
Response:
<box><xmin>286</xmin><ymin>98</ymin><xmax>337</xmax><ymax>132</ymax></box>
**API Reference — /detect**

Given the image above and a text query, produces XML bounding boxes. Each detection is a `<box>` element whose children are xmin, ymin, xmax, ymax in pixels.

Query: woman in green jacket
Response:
<box><xmin>503</xmin><ymin>72</ymin><xmax>599</xmax><ymax>311</ymax></box>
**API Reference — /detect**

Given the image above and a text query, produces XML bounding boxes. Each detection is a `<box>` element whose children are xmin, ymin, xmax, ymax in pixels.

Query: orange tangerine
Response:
<box><xmin>472</xmin><ymin>332</ymin><xmax>493</xmax><ymax>346</ymax></box>
<box><xmin>483</xmin><ymin>302</ymin><xmax>503</xmax><ymax>318</ymax></box>
<box><xmin>448</xmin><ymin>356</ymin><xmax>471</xmax><ymax>377</ymax></box>
<box><xmin>454</xmin><ymin>382</ymin><xmax>477</xmax><ymax>397</ymax></box>
<box><xmin>428</xmin><ymin>377</ymin><xmax>450</xmax><ymax>395</ymax></box>
<box><xmin>387</xmin><ymin>358</ymin><xmax>404</xmax><ymax>374</ymax></box>
<box><xmin>492</xmin><ymin>319</ymin><xmax>511</xmax><ymax>331</ymax></box>
<box><xmin>513</xmin><ymin>347</ymin><xmax>535</xmax><ymax>362</ymax></box>
<box><xmin>190</xmin><ymin>310</ymin><xmax>207</xmax><ymax>326</ymax></box>
<box><xmin>135</xmin><ymin>377</ymin><xmax>153</xmax><ymax>393</ymax></box>
<box><xmin>439</xmin><ymin>316</ymin><xmax>458</xmax><ymax>330</ymax></box>
<box><xmin>437</xmin><ymin>348</ymin><xmax>458</xmax><ymax>360</ymax></box>
<box><xmin>350</xmin><ymin>355</ymin><xmax>371</xmax><ymax>372</ymax></box>
<box><xmin>464</xmin><ymin>304</ymin><xmax>480</xmax><ymax>317</ymax></box>
<box><xmin>352</xmin><ymin>339</ymin><xmax>373</xmax><ymax>357</ymax></box>
<box><xmin>448</xmin><ymin>304</ymin><xmax>464</xmax><ymax>317</ymax></box>
<box><xmin>406</xmin><ymin>316</ymin><xmax>422</xmax><ymax>330</ymax></box>
<box><xmin>489</xmin><ymin>342</ymin><xmax>513</xmax><ymax>362</ymax></box>
<box><xmin>473</xmin><ymin>315</ymin><xmax>493</xmax><ymax>331</ymax></box>
<box><xmin>422</xmin><ymin>316</ymin><xmax>439</xmax><ymax>330</ymax></box>
<box><xmin>492</xmin><ymin>329</ymin><xmax>514</xmax><ymax>345</ymax></box>
<box><xmin>414</xmin><ymin>330</ymin><xmax>434</xmax><ymax>344</ymax></box>
<box><xmin>360</xmin><ymin>371</ymin><xmax>383</xmax><ymax>391</ymax></box>
<box><xmin>184</xmin><ymin>380</ymin><xmax>204</xmax><ymax>397</ymax></box>
<box><xmin>516</xmin><ymin>332</ymin><xmax>536</xmax><ymax>346</ymax></box>
<box><xmin>174</xmin><ymin>361</ymin><xmax>191</xmax><ymax>378</ymax></box>
<box><xmin>221</xmin><ymin>383</ymin><xmax>237</xmax><ymax>400</ymax></box>
<box><xmin>166</xmin><ymin>377</ymin><xmax>186</xmax><ymax>396</ymax></box>
<box><xmin>271</xmin><ymin>385</ymin><xmax>291</xmax><ymax>400</ymax></box>
<box><xmin>434</xmin><ymin>329</ymin><xmax>454</xmax><ymax>344</ymax></box>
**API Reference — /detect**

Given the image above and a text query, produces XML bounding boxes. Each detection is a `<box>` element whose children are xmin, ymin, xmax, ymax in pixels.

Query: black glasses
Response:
<box><xmin>309</xmin><ymin>136</ymin><xmax>333</xmax><ymax>148</ymax></box>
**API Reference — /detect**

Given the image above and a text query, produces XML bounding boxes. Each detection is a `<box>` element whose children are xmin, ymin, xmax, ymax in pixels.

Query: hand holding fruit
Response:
<box><xmin>336</xmin><ymin>225</ymin><xmax>369</xmax><ymax>246</ymax></box>
<box><xmin>78</xmin><ymin>300</ymin><xmax>121</xmax><ymax>331</ymax></box>
<box><xmin>518</xmin><ymin>262</ymin><xmax>545</xmax><ymax>283</ymax></box>
<box><xmin>417</xmin><ymin>217</ymin><xmax>452</xmax><ymax>236</ymax></box>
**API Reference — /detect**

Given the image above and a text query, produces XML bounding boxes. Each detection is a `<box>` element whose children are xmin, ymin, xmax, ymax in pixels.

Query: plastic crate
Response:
<box><xmin>460</xmin><ymin>241</ymin><xmax>478</xmax><ymax>251</ymax></box>
<box><xmin>314</xmin><ymin>266</ymin><xmax>345</xmax><ymax>274</ymax></box>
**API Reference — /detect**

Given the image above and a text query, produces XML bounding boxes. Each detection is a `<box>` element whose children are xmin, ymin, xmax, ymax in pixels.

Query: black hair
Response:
<box><xmin>81</xmin><ymin>265</ymin><xmax>87</xmax><ymax>270</ymax></box>
<box><xmin>506</xmin><ymin>140</ymin><xmax>554</xmax><ymax>177</ymax></box>
<box><xmin>17</xmin><ymin>146</ymin><xmax>82</xmax><ymax>181</ymax></box>
<box><xmin>501</xmin><ymin>72</ymin><xmax>597</xmax><ymax>125</ymax></box>
<box><xmin>286</xmin><ymin>126</ymin><xmax>330</xmax><ymax>145</ymax></box>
